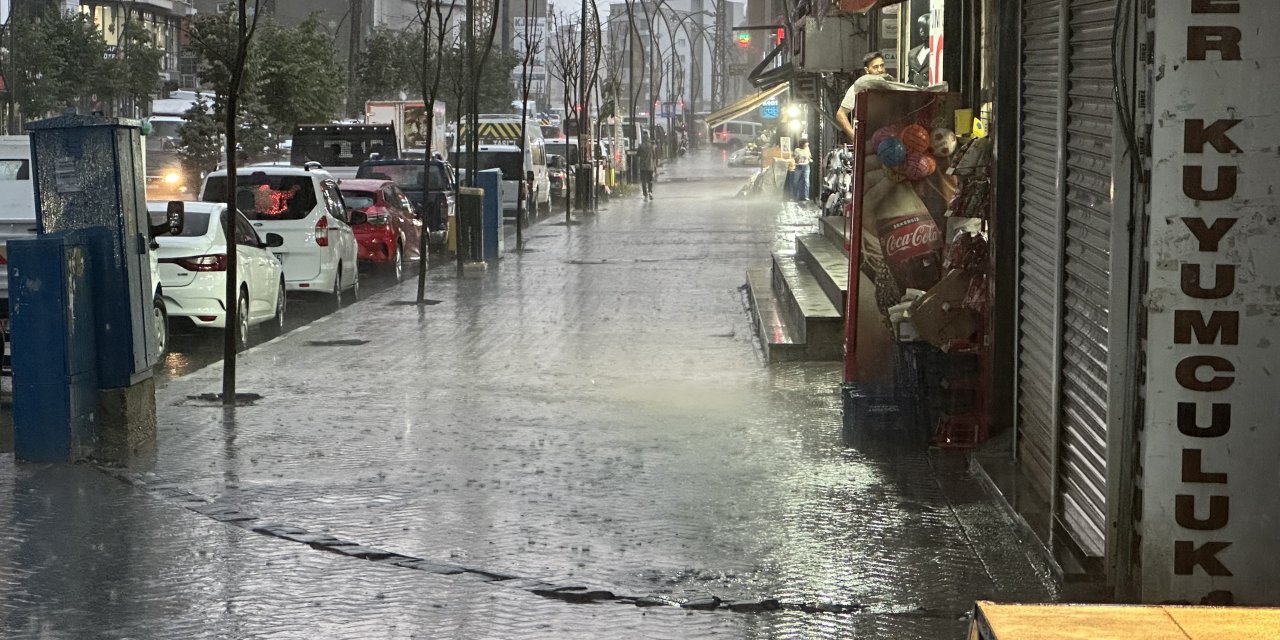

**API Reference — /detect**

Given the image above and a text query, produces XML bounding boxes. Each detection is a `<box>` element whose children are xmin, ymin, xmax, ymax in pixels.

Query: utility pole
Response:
<box><xmin>711</xmin><ymin>0</ymin><xmax>726</xmax><ymax>110</ymax></box>
<box><xmin>348</xmin><ymin>0</ymin><xmax>364</xmax><ymax>116</ymax></box>
<box><xmin>578</xmin><ymin>0</ymin><xmax>592</xmax><ymax>211</ymax></box>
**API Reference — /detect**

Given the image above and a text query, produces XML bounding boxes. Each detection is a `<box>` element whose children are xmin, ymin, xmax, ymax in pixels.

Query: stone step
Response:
<box><xmin>744</xmin><ymin>267</ymin><xmax>808</xmax><ymax>362</ymax></box>
<box><xmin>770</xmin><ymin>252</ymin><xmax>843</xmax><ymax>361</ymax></box>
<box><xmin>796</xmin><ymin>233</ymin><xmax>849</xmax><ymax>314</ymax></box>
<box><xmin>819</xmin><ymin>216</ymin><xmax>851</xmax><ymax>255</ymax></box>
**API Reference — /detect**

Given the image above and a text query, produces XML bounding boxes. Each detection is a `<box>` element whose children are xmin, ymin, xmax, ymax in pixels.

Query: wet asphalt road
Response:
<box><xmin>0</xmin><ymin>152</ymin><xmax>1057</xmax><ymax>639</ymax></box>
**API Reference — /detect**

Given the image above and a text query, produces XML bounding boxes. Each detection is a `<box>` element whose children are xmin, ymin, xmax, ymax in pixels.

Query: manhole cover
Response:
<box><xmin>185</xmin><ymin>392</ymin><xmax>263</xmax><ymax>406</ymax></box>
<box><xmin>387</xmin><ymin>300</ymin><xmax>442</xmax><ymax>306</ymax></box>
<box><xmin>304</xmin><ymin>339</ymin><xmax>370</xmax><ymax>347</ymax></box>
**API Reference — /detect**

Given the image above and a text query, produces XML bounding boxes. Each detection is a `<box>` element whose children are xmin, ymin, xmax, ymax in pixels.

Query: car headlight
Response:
<box><xmin>366</xmin><ymin>213</ymin><xmax>391</xmax><ymax>225</ymax></box>
<box><xmin>163</xmin><ymin>170</ymin><xmax>182</xmax><ymax>185</ymax></box>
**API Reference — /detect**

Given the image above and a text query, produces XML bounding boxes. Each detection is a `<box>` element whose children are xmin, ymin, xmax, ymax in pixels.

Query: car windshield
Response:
<box><xmin>340</xmin><ymin>191</ymin><xmax>377</xmax><ymax>210</ymax></box>
<box><xmin>147</xmin><ymin>210</ymin><xmax>212</xmax><ymax>237</ymax></box>
<box><xmin>356</xmin><ymin>163</ymin><xmax>449</xmax><ymax>190</ymax></box>
<box><xmin>545</xmin><ymin>143</ymin><xmax>579</xmax><ymax>164</ymax></box>
<box><xmin>203</xmin><ymin>174</ymin><xmax>317</xmax><ymax>221</ymax></box>
<box><xmin>450</xmin><ymin>152</ymin><xmax>522</xmax><ymax>181</ymax></box>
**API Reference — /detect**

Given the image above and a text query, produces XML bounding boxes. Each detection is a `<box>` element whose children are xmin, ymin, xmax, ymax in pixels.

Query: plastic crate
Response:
<box><xmin>932</xmin><ymin>414</ymin><xmax>989</xmax><ymax>448</ymax></box>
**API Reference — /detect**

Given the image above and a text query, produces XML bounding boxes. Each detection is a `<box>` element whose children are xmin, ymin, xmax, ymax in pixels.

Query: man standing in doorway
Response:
<box><xmin>834</xmin><ymin>51</ymin><xmax>916</xmax><ymax>143</ymax></box>
<box><xmin>637</xmin><ymin>139</ymin><xmax>657</xmax><ymax>200</ymax></box>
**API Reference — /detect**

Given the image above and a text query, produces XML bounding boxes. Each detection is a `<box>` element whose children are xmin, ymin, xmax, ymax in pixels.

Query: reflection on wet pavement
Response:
<box><xmin>0</xmin><ymin>152</ymin><xmax>1056</xmax><ymax>638</ymax></box>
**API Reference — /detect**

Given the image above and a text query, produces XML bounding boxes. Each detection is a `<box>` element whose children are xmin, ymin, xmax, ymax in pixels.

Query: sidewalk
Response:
<box><xmin>0</xmin><ymin>151</ymin><xmax>1057</xmax><ymax>639</ymax></box>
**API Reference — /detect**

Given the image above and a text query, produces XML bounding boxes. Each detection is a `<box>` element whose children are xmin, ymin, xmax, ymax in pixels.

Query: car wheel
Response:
<box><xmin>385</xmin><ymin>243</ymin><xmax>404</xmax><ymax>283</ymax></box>
<box><xmin>347</xmin><ymin>266</ymin><xmax>360</xmax><ymax>305</ymax></box>
<box><xmin>263</xmin><ymin>279</ymin><xmax>286</xmax><ymax>338</ymax></box>
<box><xmin>235</xmin><ymin>291</ymin><xmax>250</xmax><ymax>352</ymax></box>
<box><xmin>153</xmin><ymin>295</ymin><xmax>168</xmax><ymax>358</ymax></box>
<box><xmin>329</xmin><ymin>266</ymin><xmax>344</xmax><ymax>311</ymax></box>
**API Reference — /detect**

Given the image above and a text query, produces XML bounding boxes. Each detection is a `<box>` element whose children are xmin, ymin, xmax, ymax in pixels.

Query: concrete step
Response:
<box><xmin>819</xmin><ymin>216</ymin><xmax>851</xmax><ymax>255</ymax></box>
<box><xmin>770</xmin><ymin>252</ymin><xmax>843</xmax><ymax>361</ymax></box>
<box><xmin>744</xmin><ymin>267</ymin><xmax>808</xmax><ymax>362</ymax></box>
<box><xmin>796</xmin><ymin>234</ymin><xmax>849</xmax><ymax>314</ymax></box>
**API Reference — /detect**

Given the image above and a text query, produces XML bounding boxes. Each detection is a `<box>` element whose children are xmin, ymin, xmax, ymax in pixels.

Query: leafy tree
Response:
<box><xmin>177</xmin><ymin>96</ymin><xmax>221</xmax><ymax>179</ymax></box>
<box><xmin>107</xmin><ymin>20</ymin><xmax>164</xmax><ymax>117</ymax></box>
<box><xmin>255</xmin><ymin>16</ymin><xmax>342</xmax><ymax>133</ymax></box>
<box><xmin>351</xmin><ymin>27</ymin><xmax>416</xmax><ymax>108</ymax></box>
<box><xmin>10</xmin><ymin>8</ymin><xmax>110</xmax><ymax>120</ymax></box>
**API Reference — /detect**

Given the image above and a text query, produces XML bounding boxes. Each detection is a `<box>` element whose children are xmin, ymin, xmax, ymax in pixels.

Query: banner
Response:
<box><xmin>1141</xmin><ymin>0</ymin><xmax>1280</xmax><ymax>605</ymax></box>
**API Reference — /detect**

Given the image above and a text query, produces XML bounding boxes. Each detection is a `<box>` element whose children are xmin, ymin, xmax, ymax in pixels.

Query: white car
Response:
<box><xmin>200</xmin><ymin>165</ymin><xmax>361</xmax><ymax>307</ymax></box>
<box><xmin>148</xmin><ymin>201</ymin><xmax>287</xmax><ymax>349</ymax></box>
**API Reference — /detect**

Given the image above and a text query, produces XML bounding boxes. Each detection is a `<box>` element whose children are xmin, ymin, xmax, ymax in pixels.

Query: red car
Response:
<box><xmin>340</xmin><ymin>179</ymin><xmax>424</xmax><ymax>282</ymax></box>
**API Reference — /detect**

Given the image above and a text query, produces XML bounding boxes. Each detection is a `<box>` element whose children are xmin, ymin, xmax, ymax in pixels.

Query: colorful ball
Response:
<box><xmin>871</xmin><ymin>124</ymin><xmax>903</xmax><ymax>151</ymax></box>
<box><xmin>901</xmin><ymin>152</ymin><xmax>937</xmax><ymax>180</ymax></box>
<box><xmin>930</xmin><ymin>128</ymin><xmax>958</xmax><ymax>157</ymax></box>
<box><xmin>876</xmin><ymin>137</ymin><xmax>907</xmax><ymax>167</ymax></box>
<box><xmin>901</xmin><ymin>124</ymin><xmax>931</xmax><ymax>154</ymax></box>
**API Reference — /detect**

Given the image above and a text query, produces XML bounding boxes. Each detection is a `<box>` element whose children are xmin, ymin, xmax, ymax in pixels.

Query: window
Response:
<box><xmin>0</xmin><ymin>160</ymin><xmax>31</xmax><ymax>180</ymax></box>
<box><xmin>148</xmin><ymin>210</ymin><xmax>211</xmax><ymax>237</ymax></box>
<box><xmin>234</xmin><ymin>212</ymin><xmax>261</xmax><ymax>246</ymax></box>
<box><xmin>321</xmin><ymin>181</ymin><xmax>345</xmax><ymax>218</ymax></box>
<box><xmin>203</xmin><ymin>174</ymin><xmax>318</xmax><ymax>221</ymax></box>
<box><xmin>341</xmin><ymin>190</ymin><xmax>377</xmax><ymax>210</ymax></box>
<box><xmin>449</xmin><ymin>152</ymin><xmax>523</xmax><ymax>181</ymax></box>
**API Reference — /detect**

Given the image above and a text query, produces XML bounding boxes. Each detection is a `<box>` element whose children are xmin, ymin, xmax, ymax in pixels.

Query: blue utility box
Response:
<box><xmin>8</xmin><ymin>232</ymin><xmax>99</xmax><ymax>461</ymax></box>
<box><xmin>26</xmin><ymin>115</ymin><xmax>157</xmax><ymax>387</ymax></box>
<box><xmin>475</xmin><ymin>169</ymin><xmax>504</xmax><ymax>262</ymax></box>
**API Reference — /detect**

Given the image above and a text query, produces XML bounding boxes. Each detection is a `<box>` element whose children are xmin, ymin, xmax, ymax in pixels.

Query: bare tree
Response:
<box><xmin>546</xmin><ymin>8</ymin><xmax>580</xmax><ymax>220</ymax></box>
<box><xmin>409</xmin><ymin>0</ymin><xmax>459</xmax><ymax>303</ymax></box>
<box><xmin>187</xmin><ymin>0</ymin><xmax>264</xmax><ymax>404</ymax></box>
<box><xmin>513</xmin><ymin>4</ymin><xmax>542</xmax><ymax>249</ymax></box>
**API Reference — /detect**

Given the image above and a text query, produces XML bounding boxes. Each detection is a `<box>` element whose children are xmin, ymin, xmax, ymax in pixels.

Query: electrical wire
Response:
<box><xmin>1111</xmin><ymin>0</ymin><xmax>1140</xmax><ymax>174</ymax></box>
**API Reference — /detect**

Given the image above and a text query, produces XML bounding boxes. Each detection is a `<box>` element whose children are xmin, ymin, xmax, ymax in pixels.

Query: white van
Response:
<box><xmin>452</xmin><ymin>119</ymin><xmax>551</xmax><ymax>215</ymax></box>
<box><xmin>200</xmin><ymin>165</ymin><xmax>361</xmax><ymax>307</ymax></box>
<box><xmin>710</xmin><ymin>120</ymin><xmax>763</xmax><ymax>150</ymax></box>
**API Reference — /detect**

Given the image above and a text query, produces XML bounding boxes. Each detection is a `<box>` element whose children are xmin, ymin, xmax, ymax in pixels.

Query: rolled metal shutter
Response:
<box><xmin>1056</xmin><ymin>0</ymin><xmax>1115</xmax><ymax>559</ymax></box>
<box><xmin>1016</xmin><ymin>0</ymin><xmax>1061</xmax><ymax>504</ymax></box>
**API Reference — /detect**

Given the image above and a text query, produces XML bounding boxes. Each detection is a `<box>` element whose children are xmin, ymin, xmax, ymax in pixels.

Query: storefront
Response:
<box><xmin>817</xmin><ymin>0</ymin><xmax>1280</xmax><ymax>607</ymax></box>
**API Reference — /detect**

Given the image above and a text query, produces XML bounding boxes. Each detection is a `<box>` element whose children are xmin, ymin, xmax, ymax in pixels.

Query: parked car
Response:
<box><xmin>200</xmin><ymin>164</ymin><xmax>363</xmax><ymax>309</ymax></box>
<box><xmin>356</xmin><ymin>158</ymin><xmax>455</xmax><ymax>245</ymax></box>
<box><xmin>339</xmin><ymin>178</ymin><xmax>423</xmax><ymax>282</ymax></box>
<box><xmin>147</xmin><ymin>201</ymin><xmax>287</xmax><ymax>350</ymax></box>
<box><xmin>547</xmin><ymin>153</ymin><xmax>572</xmax><ymax>200</ymax></box>
<box><xmin>727</xmin><ymin>145</ymin><xmax>763</xmax><ymax>167</ymax></box>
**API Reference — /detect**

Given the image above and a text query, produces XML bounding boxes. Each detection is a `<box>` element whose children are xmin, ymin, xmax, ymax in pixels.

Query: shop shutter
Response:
<box><xmin>1015</xmin><ymin>0</ymin><xmax>1115</xmax><ymax>560</ymax></box>
<box><xmin>1015</xmin><ymin>0</ymin><xmax>1061</xmax><ymax>504</ymax></box>
<box><xmin>1056</xmin><ymin>0</ymin><xmax>1115</xmax><ymax>559</ymax></box>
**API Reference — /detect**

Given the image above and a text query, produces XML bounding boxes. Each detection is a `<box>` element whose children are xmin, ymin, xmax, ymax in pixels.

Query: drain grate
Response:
<box><xmin>304</xmin><ymin>339</ymin><xmax>370</xmax><ymax>347</ymax></box>
<box><xmin>387</xmin><ymin>300</ymin><xmax>441</xmax><ymax>306</ymax></box>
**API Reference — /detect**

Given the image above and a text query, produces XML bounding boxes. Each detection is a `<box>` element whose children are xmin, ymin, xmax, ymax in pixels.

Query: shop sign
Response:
<box><xmin>1141</xmin><ymin>0</ymin><xmax>1280</xmax><ymax>604</ymax></box>
<box><xmin>760</xmin><ymin>99</ymin><xmax>780</xmax><ymax>119</ymax></box>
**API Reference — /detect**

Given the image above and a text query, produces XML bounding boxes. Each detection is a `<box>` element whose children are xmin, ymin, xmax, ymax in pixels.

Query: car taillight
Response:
<box><xmin>162</xmin><ymin>254</ymin><xmax>227</xmax><ymax>272</ymax></box>
<box><xmin>366</xmin><ymin>210</ymin><xmax>391</xmax><ymax>225</ymax></box>
<box><xmin>315</xmin><ymin>215</ymin><xmax>330</xmax><ymax>246</ymax></box>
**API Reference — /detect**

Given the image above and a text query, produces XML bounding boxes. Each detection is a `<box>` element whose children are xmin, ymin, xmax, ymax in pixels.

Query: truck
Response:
<box><xmin>365</xmin><ymin>100</ymin><xmax>447</xmax><ymax>160</ymax></box>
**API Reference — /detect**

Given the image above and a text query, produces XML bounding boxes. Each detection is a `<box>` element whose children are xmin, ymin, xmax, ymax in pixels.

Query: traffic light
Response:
<box><xmin>735</xmin><ymin>31</ymin><xmax>750</xmax><ymax>47</ymax></box>
<box><xmin>775</xmin><ymin>27</ymin><xmax>785</xmax><ymax>44</ymax></box>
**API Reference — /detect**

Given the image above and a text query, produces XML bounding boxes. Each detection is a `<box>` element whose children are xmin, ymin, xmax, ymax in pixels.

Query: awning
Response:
<box><xmin>705</xmin><ymin>84</ymin><xmax>789</xmax><ymax>129</ymax></box>
<box><xmin>837</xmin><ymin>0</ymin><xmax>907</xmax><ymax>13</ymax></box>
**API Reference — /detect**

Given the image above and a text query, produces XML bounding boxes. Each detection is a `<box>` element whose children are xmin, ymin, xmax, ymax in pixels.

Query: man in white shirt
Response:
<box><xmin>834</xmin><ymin>51</ymin><xmax>918</xmax><ymax>143</ymax></box>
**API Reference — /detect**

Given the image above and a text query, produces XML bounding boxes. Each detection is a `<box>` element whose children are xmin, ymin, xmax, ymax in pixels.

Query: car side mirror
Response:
<box><xmin>151</xmin><ymin>200</ymin><xmax>184</xmax><ymax>238</ymax></box>
<box><xmin>347</xmin><ymin>210</ymin><xmax>368</xmax><ymax>226</ymax></box>
<box><xmin>263</xmin><ymin>232</ymin><xmax>285</xmax><ymax>248</ymax></box>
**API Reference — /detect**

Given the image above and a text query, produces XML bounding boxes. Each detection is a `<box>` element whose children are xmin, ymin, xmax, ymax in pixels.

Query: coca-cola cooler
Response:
<box><xmin>840</xmin><ymin>88</ymin><xmax>984</xmax><ymax>441</ymax></box>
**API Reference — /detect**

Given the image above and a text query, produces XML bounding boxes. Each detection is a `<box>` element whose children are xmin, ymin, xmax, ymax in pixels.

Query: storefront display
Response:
<box><xmin>840</xmin><ymin>88</ymin><xmax>991</xmax><ymax>446</ymax></box>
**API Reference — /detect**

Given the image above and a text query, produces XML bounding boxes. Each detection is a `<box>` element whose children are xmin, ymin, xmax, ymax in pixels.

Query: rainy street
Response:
<box><xmin>0</xmin><ymin>152</ymin><xmax>1056</xmax><ymax>639</ymax></box>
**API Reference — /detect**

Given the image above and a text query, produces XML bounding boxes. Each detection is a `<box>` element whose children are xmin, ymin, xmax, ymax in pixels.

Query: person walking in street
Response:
<box><xmin>637</xmin><ymin>140</ymin><xmax>657</xmax><ymax>200</ymax></box>
<box><xmin>792</xmin><ymin>139</ymin><xmax>812</xmax><ymax>203</ymax></box>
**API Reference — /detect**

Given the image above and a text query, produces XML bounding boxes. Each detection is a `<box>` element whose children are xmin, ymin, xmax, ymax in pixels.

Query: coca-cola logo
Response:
<box><xmin>881</xmin><ymin>216</ymin><xmax>941</xmax><ymax>260</ymax></box>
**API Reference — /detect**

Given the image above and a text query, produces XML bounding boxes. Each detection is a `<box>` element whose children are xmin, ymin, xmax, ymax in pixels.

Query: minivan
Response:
<box><xmin>710</xmin><ymin>120</ymin><xmax>763</xmax><ymax>150</ymax></box>
<box><xmin>452</xmin><ymin>119</ymin><xmax>551</xmax><ymax>215</ymax></box>
<box><xmin>201</xmin><ymin>165</ymin><xmax>363</xmax><ymax>308</ymax></box>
